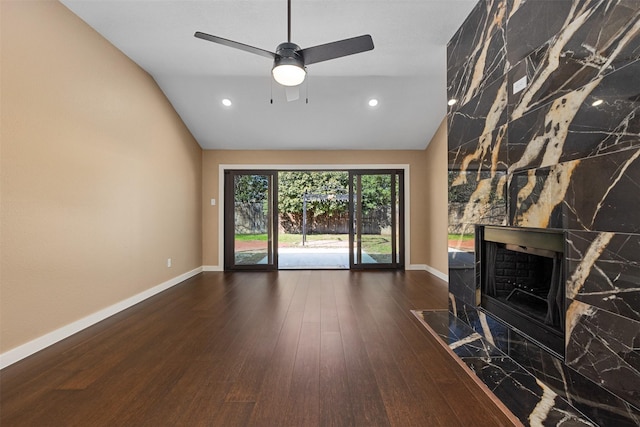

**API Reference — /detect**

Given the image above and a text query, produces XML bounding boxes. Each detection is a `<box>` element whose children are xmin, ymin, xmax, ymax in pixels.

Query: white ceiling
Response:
<box><xmin>60</xmin><ymin>0</ymin><xmax>476</xmax><ymax>150</ymax></box>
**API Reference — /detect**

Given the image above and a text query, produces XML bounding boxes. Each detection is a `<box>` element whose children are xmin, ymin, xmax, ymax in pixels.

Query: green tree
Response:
<box><xmin>278</xmin><ymin>171</ymin><xmax>349</xmax><ymax>216</ymax></box>
<box><xmin>359</xmin><ymin>174</ymin><xmax>392</xmax><ymax>214</ymax></box>
<box><xmin>234</xmin><ymin>175</ymin><xmax>268</xmax><ymax>203</ymax></box>
<box><xmin>277</xmin><ymin>171</ymin><xmax>396</xmax><ymax>216</ymax></box>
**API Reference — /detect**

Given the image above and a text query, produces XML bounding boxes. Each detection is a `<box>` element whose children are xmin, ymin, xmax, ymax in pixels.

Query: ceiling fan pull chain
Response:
<box><xmin>287</xmin><ymin>0</ymin><xmax>291</xmax><ymax>43</ymax></box>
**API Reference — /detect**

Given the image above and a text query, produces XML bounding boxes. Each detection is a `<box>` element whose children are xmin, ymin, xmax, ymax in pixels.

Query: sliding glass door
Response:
<box><xmin>223</xmin><ymin>168</ymin><xmax>404</xmax><ymax>271</ymax></box>
<box><xmin>349</xmin><ymin>170</ymin><xmax>404</xmax><ymax>269</ymax></box>
<box><xmin>224</xmin><ymin>170</ymin><xmax>278</xmax><ymax>270</ymax></box>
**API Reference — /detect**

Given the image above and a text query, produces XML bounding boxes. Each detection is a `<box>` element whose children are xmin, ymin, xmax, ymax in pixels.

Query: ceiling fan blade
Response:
<box><xmin>194</xmin><ymin>31</ymin><xmax>275</xmax><ymax>59</ymax></box>
<box><xmin>285</xmin><ymin>86</ymin><xmax>300</xmax><ymax>102</ymax></box>
<box><xmin>300</xmin><ymin>35</ymin><xmax>374</xmax><ymax>65</ymax></box>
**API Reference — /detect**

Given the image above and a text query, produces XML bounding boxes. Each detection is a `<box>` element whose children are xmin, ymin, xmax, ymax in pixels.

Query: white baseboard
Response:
<box><xmin>425</xmin><ymin>265</ymin><xmax>449</xmax><ymax>282</ymax></box>
<box><xmin>0</xmin><ymin>267</ymin><xmax>203</xmax><ymax>370</ymax></box>
<box><xmin>407</xmin><ymin>264</ymin><xmax>449</xmax><ymax>282</ymax></box>
<box><xmin>202</xmin><ymin>265</ymin><xmax>223</xmax><ymax>272</ymax></box>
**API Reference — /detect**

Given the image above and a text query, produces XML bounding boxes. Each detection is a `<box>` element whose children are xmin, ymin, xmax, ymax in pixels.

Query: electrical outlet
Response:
<box><xmin>513</xmin><ymin>76</ymin><xmax>527</xmax><ymax>94</ymax></box>
<box><xmin>211</xmin><ymin>198</ymin><xmax>216</xmax><ymax>206</ymax></box>
<box><xmin>167</xmin><ymin>258</ymin><xmax>172</xmax><ymax>268</ymax></box>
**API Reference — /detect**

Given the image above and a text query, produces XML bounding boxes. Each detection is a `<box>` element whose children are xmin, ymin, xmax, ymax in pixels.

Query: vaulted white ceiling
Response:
<box><xmin>60</xmin><ymin>0</ymin><xmax>476</xmax><ymax>150</ymax></box>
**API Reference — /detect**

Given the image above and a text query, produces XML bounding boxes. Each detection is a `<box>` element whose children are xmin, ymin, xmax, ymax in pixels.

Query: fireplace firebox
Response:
<box><xmin>476</xmin><ymin>226</ymin><xmax>565</xmax><ymax>358</ymax></box>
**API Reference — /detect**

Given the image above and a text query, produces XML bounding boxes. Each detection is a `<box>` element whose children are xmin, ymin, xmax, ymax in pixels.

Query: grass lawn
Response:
<box><xmin>448</xmin><ymin>233</ymin><xmax>475</xmax><ymax>241</ymax></box>
<box><xmin>235</xmin><ymin>233</ymin><xmax>347</xmax><ymax>243</ymax></box>
<box><xmin>234</xmin><ymin>233</ymin><xmax>270</xmax><ymax>241</ymax></box>
<box><xmin>280</xmin><ymin>233</ymin><xmax>349</xmax><ymax>244</ymax></box>
<box><xmin>236</xmin><ymin>233</ymin><xmax>349</xmax><ymax>244</ymax></box>
<box><xmin>235</xmin><ymin>233</ymin><xmax>392</xmax><ymax>254</ymax></box>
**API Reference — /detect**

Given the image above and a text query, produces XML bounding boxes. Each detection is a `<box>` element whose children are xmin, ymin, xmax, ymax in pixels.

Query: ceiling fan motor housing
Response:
<box><xmin>274</xmin><ymin>42</ymin><xmax>305</xmax><ymax>67</ymax></box>
<box><xmin>272</xmin><ymin>42</ymin><xmax>306</xmax><ymax>86</ymax></box>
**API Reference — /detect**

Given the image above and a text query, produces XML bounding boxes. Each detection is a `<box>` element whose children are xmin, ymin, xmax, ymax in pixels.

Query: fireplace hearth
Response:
<box><xmin>477</xmin><ymin>226</ymin><xmax>565</xmax><ymax>357</ymax></box>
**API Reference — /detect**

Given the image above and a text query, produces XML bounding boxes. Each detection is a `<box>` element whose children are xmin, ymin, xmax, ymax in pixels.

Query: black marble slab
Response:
<box><xmin>465</xmin><ymin>357</ymin><xmax>595</xmax><ymax>426</ymax></box>
<box><xmin>509</xmin><ymin>148</ymin><xmax>640</xmax><ymax>232</ymax></box>
<box><xmin>507</xmin><ymin>1</ymin><xmax>640</xmax><ymax>120</ymax></box>
<box><xmin>561</xmin><ymin>367</ymin><xmax>640</xmax><ymax>427</ymax></box>
<box><xmin>418</xmin><ymin>310</ymin><xmax>502</xmax><ymax>359</ymax></box>
<box><xmin>448</xmin><ymin>250</ymin><xmax>478</xmax><ymax>312</ymax></box>
<box><xmin>448</xmin><ymin>170</ymin><xmax>508</xmax><ymax>226</ymax></box>
<box><xmin>567</xmin><ymin>231</ymin><xmax>640</xmax><ymax>322</ymax></box>
<box><xmin>448</xmin><ymin>75</ymin><xmax>509</xmax><ymax>148</ymax></box>
<box><xmin>413</xmin><ymin>309</ymin><xmax>598</xmax><ymax>426</ymax></box>
<box><xmin>482</xmin><ymin>302</ymin><xmax>640</xmax><ymax>426</ymax></box>
<box><xmin>450</xmin><ymin>297</ymin><xmax>513</xmax><ymax>355</ymax></box>
<box><xmin>447</xmin><ymin>0</ymin><xmax>509</xmax><ymax>110</ymax></box>
<box><xmin>561</xmin><ymin>0</ymin><xmax>640</xmax><ymax>70</ymax></box>
<box><xmin>563</xmin><ymin>148</ymin><xmax>640</xmax><ymax>233</ymax></box>
<box><xmin>449</xmin><ymin>124</ymin><xmax>508</xmax><ymax>172</ymax></box>
<box><xmin>566</xmin><ymin>299</ymin><xmax>640</xmax><ymax>409</ymax></box>
<box><xmin>449</xmin><ymin>266</ymin><xmax>477</xmax><ymax>308</ymax></box>
<box><xmin>442</xmin><ymin>297</ymin><xmax>640</xmax><ymax>425</ymax></box>
<box><xmin>506</xmin><ymin>0</ymin><xmax>575</xmax><ymax>66</ymax></box>
<box><xmin>565</xmin><ymin>61</ymin><xmax>640</xmax><ymax>159</ymax></box>
<box><xmin>449</xmin><ymin>249</ymin><xmax>475</xmax><ymax>269</ymax></box>
<box><xmin>508</xmin><ymin>166</ymin><xmax>567</xmax><ymax>229</ymax></box>
<box><xmin>507</xmin><ymin>60</ymin><xmax>640</xmax><ymax>172</ymax></box>
<box><xmin>447</xmin><ymin>0</ymin><xmax>494</xmax><ymax>78</ymax></box>
<box><xmin>482</xmin><ymin>311</ymin><xmax>640</xmax><ymax>426</ymax></box>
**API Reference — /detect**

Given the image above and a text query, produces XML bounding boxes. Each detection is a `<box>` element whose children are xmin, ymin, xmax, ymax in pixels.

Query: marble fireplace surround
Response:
<box><xmin>446</xmin><ymin>0</ymin><xmax>640</xmax><ymax>425</ymax></box>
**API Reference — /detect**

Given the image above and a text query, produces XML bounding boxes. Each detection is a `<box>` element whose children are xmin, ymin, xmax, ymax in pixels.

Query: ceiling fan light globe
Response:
<box><xmin>272</xmin><ymin>64</ymin><xmax>306</xmax><ymax>86</ymax></box>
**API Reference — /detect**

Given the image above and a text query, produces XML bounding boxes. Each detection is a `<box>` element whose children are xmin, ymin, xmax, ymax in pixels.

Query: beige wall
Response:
<box><xmin>0</xmin><ymin>1</ymin><xmax>202</xmax><ymax>353</ymax></box>
<box><xmin>421</xmin><ymin>118</ymin><xmax>448</xmax><ymax>274</ymax></box>
<box><xmin>202</xmin><ymin>148</ymin><xmax>447</xmax><ymax>271</ymax></box>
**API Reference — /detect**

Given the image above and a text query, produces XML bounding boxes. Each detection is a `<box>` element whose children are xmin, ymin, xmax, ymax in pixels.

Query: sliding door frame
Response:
<box><xmin>217</xmin><ymin>164</ymin><xmax>411</xmax><ymax>271</ymax></box>
<box><xmin>223</xmin><ymin>170</ymin><xmax>278</xmax><ymax>271</ymax></box>
<box><xmin>349</xmin><ymin>169</ymin><xmax>405</xmax><ymax>270</ymax></box>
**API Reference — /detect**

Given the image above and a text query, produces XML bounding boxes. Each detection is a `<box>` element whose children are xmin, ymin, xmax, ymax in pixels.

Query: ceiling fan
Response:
<box><xmin>194</xmin><ymin>0</ymin><xmax>374</xmax><ymax>90</ymax></box>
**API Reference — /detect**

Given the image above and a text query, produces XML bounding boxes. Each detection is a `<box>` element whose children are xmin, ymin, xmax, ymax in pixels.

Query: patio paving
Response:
<box><xmin>259</xmin><ymin>247</ymin><xmax>377</xmax><ymax>269</ymax></box>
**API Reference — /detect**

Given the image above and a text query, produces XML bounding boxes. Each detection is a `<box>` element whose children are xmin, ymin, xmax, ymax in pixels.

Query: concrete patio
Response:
<box><xmin>274</xmin><ymin>247</ymin><xmax>377</xmax><ymax>269</ymax></box>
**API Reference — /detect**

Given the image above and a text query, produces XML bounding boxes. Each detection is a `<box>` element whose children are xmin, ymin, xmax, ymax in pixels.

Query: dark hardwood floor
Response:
<box><xmin>1</xmin><ymin>270</ymin><xmax>516</xmax><ymax>426</ymax></box>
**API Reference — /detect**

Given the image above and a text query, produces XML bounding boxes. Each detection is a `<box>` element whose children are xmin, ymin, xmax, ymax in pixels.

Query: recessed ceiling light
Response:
<box><xmin>222</xmin><ymin>98</ymin><xmax>232</xmax><ymax>107</ymax></box>
<box><xmin>447</xmin><ymin>99</ymin><xmax>458</xmax><ymax>106</ymax></box>
<box><xmin>368</xmin><ymin>99</ymin><xmax>379</xmax><ymax>107</ymax></box>
<box><xmin>591</xmin><ymin>99</ymin><xmax>604</xmax><ymax>107</ymax></box>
